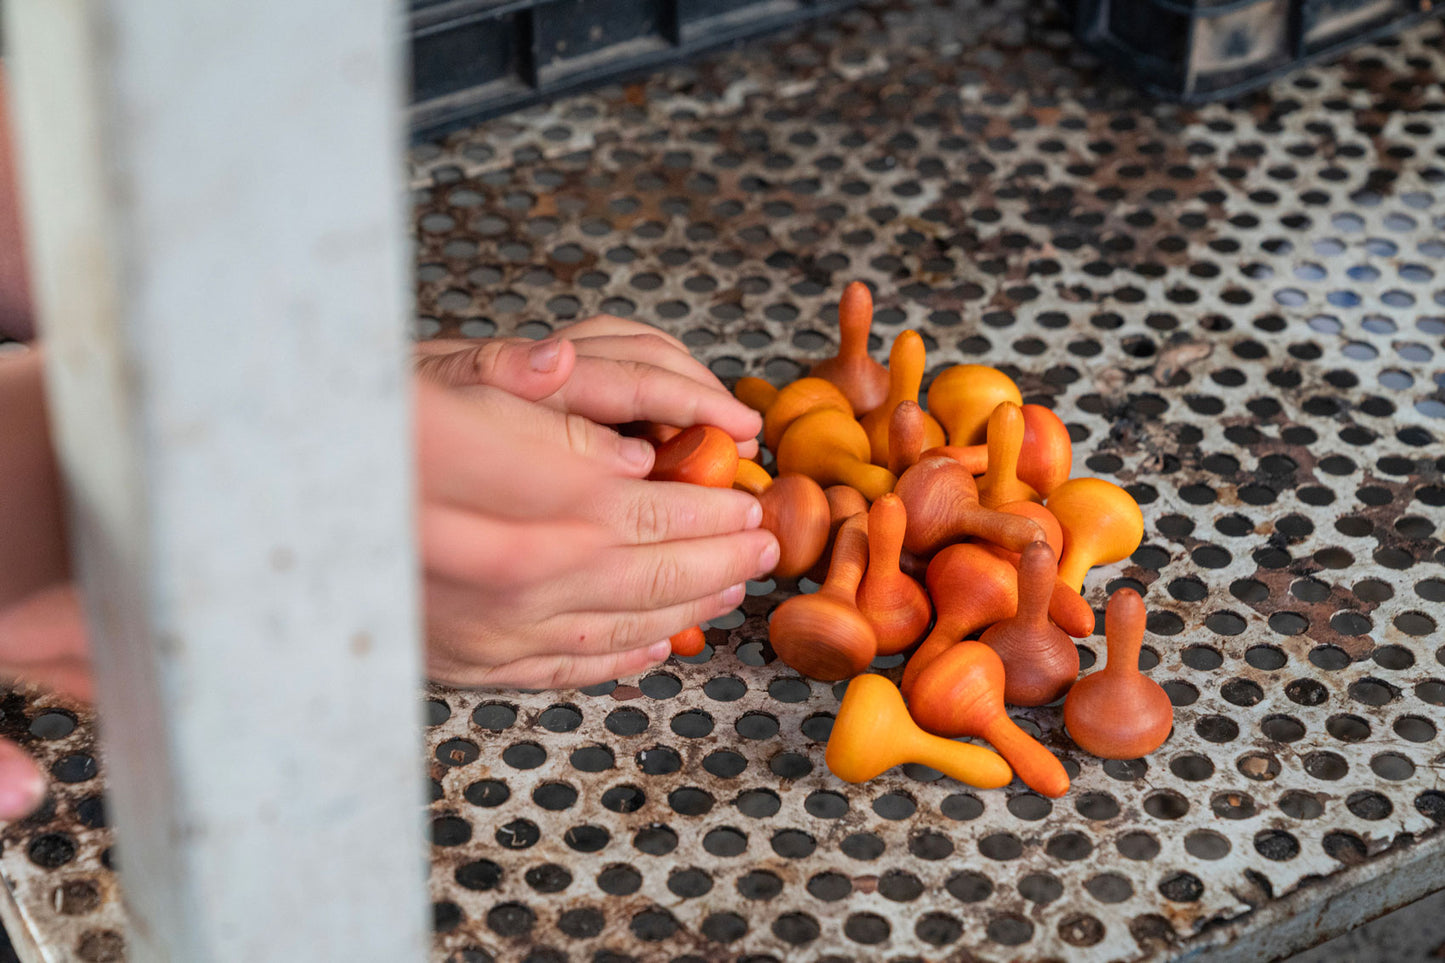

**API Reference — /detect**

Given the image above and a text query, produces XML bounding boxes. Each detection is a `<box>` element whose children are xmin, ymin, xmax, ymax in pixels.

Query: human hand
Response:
<box><xmin>414</xmin><ymin>315</ymin><xmax>761</xmax><ymax>458</ymax></box>
<box><xmin>416</xmin><ymin>376</ymin><xmax>777</xmax><ymax>689</ymax></box>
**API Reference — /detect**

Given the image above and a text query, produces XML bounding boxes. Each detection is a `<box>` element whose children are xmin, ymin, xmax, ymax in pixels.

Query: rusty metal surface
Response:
<box><xmin>4</xmin><ymin>0</ymin><xmax>1445</xmax><ymax>959</ymax></box>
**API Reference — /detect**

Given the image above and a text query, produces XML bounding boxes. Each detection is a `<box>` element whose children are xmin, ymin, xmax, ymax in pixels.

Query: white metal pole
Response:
<box><xmin>4</xmin><ymin>1</ymin><xmax>429</xmax><ymax>960</ymax></box>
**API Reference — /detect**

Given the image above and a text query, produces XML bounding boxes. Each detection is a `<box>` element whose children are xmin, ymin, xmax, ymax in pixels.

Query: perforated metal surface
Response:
<box><xmin>3</xmin><ymin>0</ymin><xmax>1445</xmax><ymax>960</ymax></box>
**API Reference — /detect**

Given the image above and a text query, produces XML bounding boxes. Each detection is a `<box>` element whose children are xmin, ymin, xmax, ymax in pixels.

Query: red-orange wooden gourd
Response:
<box><xmin>979</xmin><ymin>541</ymin><xmax>1081</xmax><ymax>707</ymax></box>
<box><xmin>856</xmin><ymin>493</ymin><xmax>932</xmax><ymax>656</ymax></box>
<box><xmin>907</xmin><ymin>641</ymin><xmax>1071</xmax><ymax>797</ymax></box>
<box><xmin>776</xmin><ymin>408</ymin><xmax>896</xmax><ymax>502</ymax></box>
<box><xmin>925</xmin><ymin>364</ymin><xmax>1022</xmax><ymax>447</ymax></box>
<box><xmin>1063</xmin><ymin>588</ymin><xmax>1173</xmax><ymax>759</ymax></box>
<box><xmin>826</xmin><ymin>674</ymin><xmax>1012</xmax><ymax>789</ymax></box>
<box><xmin>989</xmin><ymin>501</ymin><xmax>1095</xmax><ymax>639</ymax></box>
<box><xmin>859</xmin><ymin>330</ymin><xmax>946</xmax><ymax>466</ymax></box>
<box><xmin>768</xmin><ymin>514</ymin><xmax>876</xmax><ymax>681</ymax></box>
<box><xmin>893</xmin><ymin>455</ymin><xmax>1043</xmax><ymax>557</ymax></box>
<box><xmin>977</xmin><ymin>402</ymin><xmax>1041</xmax><ymax>509</ymax></box>
<box><xmin>900</xmin><ymin>543</ymin><xmax>1017</xmax><ymax>697</ymax></box>
<box><xmin>809</xmin><ymin>281</ymin><xmax>889</xmax><ymax>417</ymax></box>
<box><xmin>757</xmin><ymin>473</ymin><xmax>831</xmax><ymax>580</ymax></box>
<box><xmin>1047</xmin><ymin>478</ymin><xmax>1145</xmax><ymax>593</ymax></box>
<box><xmin>888</xmin><ymin>400</ymin><xmax>926</xmax><ymax>477</ymax></box>
<box><xmin>668</xmin><ymin>625</ymin><xmax>707</xmax><ymax>658</ymax></box>
<box><xmin>921</xmin><ymin>403</ymin><xmax>1072</xmax><ymax>496</ymax></box>
<box><xmin>806</xmin><ymin>485</ymin><xmax>871</xmax><ymax>584</ymax></box>
<box><xmin>647</xmin><ymin>424</ymin><xmax>739</xmax><ymax>488</ymax></box>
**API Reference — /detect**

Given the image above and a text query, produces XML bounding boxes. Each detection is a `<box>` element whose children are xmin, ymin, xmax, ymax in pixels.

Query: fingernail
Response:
<box><xmin>745</xmin><ymin>499</ymin><xmax>763</xmax><ymax>528</ymax></box>
<box><xmin>528</xmin><ymin>338</ymin><xmax>562</xmax><ymax>373</ymax></box>
<box><xmin>757</xmin><ymin>538</ymin><xmax>780</xmax><ymax>575</ymax></box>
<box><xmin>723</xmin><ymin>582</ymin><xmax>747</xmax><ymax>606</ymax></box>
<box><xmin>646</xmin><ymin>640</ymin><xmax>672</xmax><ymax>662</ymax></box>
<box><xmin>622</xmin><ymin>438</ymin><xmax>654</xmax><ymax>472</ymax></box>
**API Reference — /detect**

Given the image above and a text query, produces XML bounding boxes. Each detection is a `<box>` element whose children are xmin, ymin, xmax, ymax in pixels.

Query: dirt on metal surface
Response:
<box><xmin>3</xmin><ymin>0</ymin><xmax>1445</xmax><ymax>959</ymax></box>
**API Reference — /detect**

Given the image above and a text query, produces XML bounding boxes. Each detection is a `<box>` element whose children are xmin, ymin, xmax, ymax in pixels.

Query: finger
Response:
<box><xmin>429</xmin><ymin>639</ymin><xmax>672</xmax><ymax>691</ymax></box>
<box><xmin>547</xmin><ymin>583</ymin><xmax>752</xmax><ymax>655</ymax></box>
<box><xmin>566</xmin><ymin>333</ymin><xmax>725</xmax><ymax>391</ymax></box>
<box><xmin>419</xmin><ymin>504</ymin><xmax>608</xmax><ymax>588</ymax></box>
<box><xmin>0</xmin><ymin>738</ymin><xmax>45</xmax><ymax>820</ymax></box>
<box><xmin>0</xmin><ymin>585</ymin><xmax>92</xmax><ymax>699</ymax></box>
<box><xmin>414</xmin><ymin>337</ymin><xmax>576</xmax><ymax>402</ymax></box>
<box><xmin>556</xmin><ymin>315</ymin><xmax>689</xmax><ymax>354</ymax></box>
<box><xmin>561</xmin><ymin>529</ymin><xmax>778</xmax><ymax>613</ymax></box>
<box><xmin>583</xmin><ymin>479</ymin><xmax>763</xmax><ymax>545</ymax></box>
<box><xmin>556</xmin><ymin>355</ymin><xmax>762</xmax><ymax>450</ymax></box>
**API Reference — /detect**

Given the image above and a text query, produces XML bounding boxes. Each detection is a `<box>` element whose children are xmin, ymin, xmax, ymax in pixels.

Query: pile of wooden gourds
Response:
<box><xmin>648</xmin><ymin>282</ymin><xmax>1173</xmax><ymax>798</ymax></box>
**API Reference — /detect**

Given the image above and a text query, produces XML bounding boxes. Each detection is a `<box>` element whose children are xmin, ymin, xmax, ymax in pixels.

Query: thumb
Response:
<box><xmin>415</xmin><ymin>338</ymin><xmax>576</xmax><ymax>402</ymax></box>
<box><xmin>0</xmin><ymin>738</ymin><xmax>46</xmax><ymax>821</ymax></box>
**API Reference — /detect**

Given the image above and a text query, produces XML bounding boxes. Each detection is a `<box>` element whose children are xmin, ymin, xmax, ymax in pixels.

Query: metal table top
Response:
<box><xmin>3</xmin><ymin>0</ymin><xmax>1443</xmax><ymax>960</ymax></box>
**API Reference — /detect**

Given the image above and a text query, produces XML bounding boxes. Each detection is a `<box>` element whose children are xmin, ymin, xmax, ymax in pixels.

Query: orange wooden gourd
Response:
<box><xmin>669</xmin><ymin>625</ymin><xmax>706</xmax><ymax>658</ymax></box>
<box><xmin>907</xmin><ymin>640</ymin><xmax>1071</xmax><ymax>797</ymax></box>
<box><xmin>856</xmin><ymin>493</ymin><xmax>932</xmax><ymax>656</ymax></box>
<box><xmin>900</xmin><ymin>543</ymin><xmax>1017</xmax><ymax>697</ymax></box>
<box><xmin>757</xmin><ymin>473</ymin><xmax>831</xmax><ymax>580</ymax></box>
<box><xmin>893</xmin><ymin>455</ymin><xmax>1043</xmax><ymax>557</ymax></box>
<box><xmin>921</xmin><ymin>443</ymin><xmax>988</xmax><ymax>476</ymax></box>
<box><xmin>979</xmin><ymin>541</ymin><xmax>1080</xmax><ymax>707</ymax></box>
<box><xmin>732</xmin><ymin>458</ymin><xmax>773</xmax><ymax>496</ymax></box>
<box><xmin>826</xmin><ymin>673</ymin><xmax>1012</xmax><ymax>789</ymax></box>
<box><xmin>977</xmin><ymin>402</ymin><xmax>1041</xmax><ymax>509</ymax></box>
<box><xmin>734</xmin><ymin>376</ymin><xmax>779</xmax><ymax>414</ymax></box>
<box><xmin>1047</xmin><ymin>478</ymin><xmax>1145</xmax><ymax>593</ymax></box>
<box><xmin>1063</xmin><ymin>588</ymin><xmax>1172</xmax><ymax>759</ymax></box>
<box><xmin>768</xmin><ymin>514</ymin><xmax>876</xmax><ymax>681</ymax></box>
<box><xmin>760</xmin><ymin>377</ymin><xmax>853</xmax><ymax>452</ymax></box>
<box><xmin>809</xmin><ymin>281</ymin><xmax>890</xmax><ymax>417</ymax></box>
<box><xmin>775</xmin><ymin>408</ymin><xmax>897</xmax><ymax>501</ymax></box>
<box><xmin>806</xmin><ymin>485</ymin><xmax>871</xmax><ymax>584</ymax></box>
<box><xmin>859</xmin><ymin>330</ymin><xmax>946</xmax><ymax>466</ymax></box>
<box><xmin>887</xmin><ymin>400</ymin><xmax>926</xmax><ymax>477</ymax></box>
<box><xmin>647</xmin><ymin>424</ymin><xmax>739</xmax><ymax>487</ymax></box>
<box><xmin>990</xmin><ymin>501</ymin><xmax>1095</xmax><ymax>639</ymax></box>
<box><xmin>923</xmin><ymin>404</ymin><xmax>1073</xmax><ymax>496</ymax></box>
<box><xmin>925</xmin><ymin>364</ymin><xmax>1022</xmax><ymax>446</ymax></box>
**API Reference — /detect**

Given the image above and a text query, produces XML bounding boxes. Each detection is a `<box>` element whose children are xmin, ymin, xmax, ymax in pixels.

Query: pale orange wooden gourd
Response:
<box><xmin>760</xmin><ymin>376</ymin><xmax>853</xmax><ymax>452</ymax></box>
<box><xmin>907</xmin><ymin>640</ymin><xmax>1071</xmax><ymax>797</ymax></box>
<box><xmin>856</xmin><ymin>493</ymin><xmax>932</xmax><ymax>656</ymax></box>
<box><xmin>900</xmin><ymin>543</ymin><xmax>1017</xmax><ymax>697</ymax></box>
<box><xmin>776</xmin><ymin>408</ymin><xmax>897</xmax><ymax>501</ymax></box>
<box><xmin>925</xmin><ymin>364</ymin><xmax>1022</xmax><ymax>447</ymax></box>
<box><xmin>768</xmin><ymin>514</ymin><xmax>876</xmax><ymax>681</ymax></box>
<box><xmin>977</xmin><ymin>402</ymin><xmax>1041</xmax><ymax>509</ymax></box>
<box><xmin>826</xmin><ymin>674</ymin><xmax>1013</xmax><ymax>789</ymax></box>
<box><xmin>893</xmin><ymin>455</ymin><xmax>1043</xmax><ymax>557</ymax></box>
<box><xmin>1063</xmin><ymin>588</ymin><xmax>1172</xmax><ymax>759</ymax></box>
<box><xmin>979</xmin><ymin>541</ymin><xmax>1081</xmax><ymax>707</ymax></box>
<box><xmin>1047</xmin><ymin>477</ymin><xmax>1145</xmax><ymax>593</ymax></box>
<box><xmin>731</xmin><ymin>458</ymin><xmax>773</xmax><ymax>496</ymax></box>
<box><xmin>990</xmin><ymin>501</ymin><xmax>1095</xmax><ymax>639</ymax></box>
<box><xmin>757</xmin><ymin>473</ymin><xmax>831</xmax><ymax>580</ymax></box>
<box><xmin>733</xmin><ymin>376</ymin><xmax>779</xmax><ymax>414</ymax></box>
<box><xmin>859</xmin><ymin>330</ymin><xmax>946</xmax><ymax>466</ymax></box>
<box><xmin>809</xmin><ymin>281</ymin><xmax>889</xmax><ymax>417</ymax></box>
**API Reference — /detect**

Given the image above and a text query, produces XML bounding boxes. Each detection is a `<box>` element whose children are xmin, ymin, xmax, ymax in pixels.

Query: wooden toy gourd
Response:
<box><xmin>1047</xmin><ymin>477</ymin><xmax>1146</xmax><ymax>593</ymax></box>
<box><xmin>768</xmin><ymin>514</ymin><xmax>876</xmax><ymax>681</ymax></box>
<box><xmin>732</xmin><ymin>458</ymin><xmax>773</xmax><ymax>496</ymax></box>
<box><xmin>907</xmin><ymin>640</ymin><xmax>1071</xmax><ymax>797</ymax></box>
<box><xmin>760</xmin><ymin>377</ymin><xmax>853</xmax><ymax>452</ymax></box>
<box><xmin>809</xmin><ymin>281</ymin><xmax>890</xmax><ymax>417</ymax></box>
<box><xmin>977</xmin><ymin>402</ymin><xmax>1042</xmax><ymax>509</ymax></box>
<box><xmin>893</xmin><ymin>455</ymin><xmax>1044</xmax><ymax>557</ymax></box>
<box><xmin>806</xmin><ymin>485</ymin><xmax>871</xmax><ymax>584</ymax></box>
<box><xmin>925</xmin><ymin>364</ymin><xmax>1023</xmax><ymax>446</ymax></box>
<box><xmin>887</xmin><ymin>399</ymin><xmax>926</xmax><ymax>477</ymax></box>
<box><xmin>991</xmin><ymin>501</ymin><xmax>1096</xmax><ymax>639</ymax></box>
<box><xmin>856</xmin><ymin>493</ymin><xmax>932</xmax><ymax>656</ymax></box>
<box><xmin>927</xmin><ymin>404</ymin><xmax>1073</xmax><ymax>497</ymax></box>
<box><xmin>858</xmin><ymin>330</ymin><xmax>946</xmax><ymax>466</ymax></box>
<box><xmin>978</xmin><ymin>541</ymin><xmax>1081</xmax><ymax>707</ymax></box>
<box><xmin>757</xmin><ymin>473</ymin><xmax>831</xmax><ymax>580</ymax></box>
<box><xmin>734</xmin><ymin>376</ymin><xmax>779</xmax><ymax>414</ymax></box>
<box><xmin>900</xmin><ymin>543</ymin><xmax>1018</xmax><ymax>697</ymax></box>
<box><xmin>1063</xmin><ymin>588</ymin><xmax>1172</xmax><ymax>759</ymax></box>
<box><xmin>826</xmin><ymin>673</ymin><xmax>1013</xmax><ymax>789</ymax></box>
<box><xmin>647</xmin><ymin>424</ymin><xmax>740</xmax><ymax>488</ymax></box>
<box><xmin>668</xmin><ymin>625</ymin><xmax>707</xmax><ymax>658</ymax></box>
<box><xmin>775</xmin><ymin>408</ymin><xmax>897</xmax><ymax>502</ymax></box>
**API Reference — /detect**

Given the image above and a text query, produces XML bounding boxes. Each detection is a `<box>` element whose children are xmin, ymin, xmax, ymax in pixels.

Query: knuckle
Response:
<box><xmin>642</xmin><ymin>555</ymin><xmax>687</xmax><ymax>608</ymax></box>
<box><xmin>562</xmin><ymin>413</ymin><xmax>596</xmax><ymax>456</ymax></box>
<box><xmin>626</xmin><ymin>494</ymin><xmax>669</xmax><ymax>542</ymax></box>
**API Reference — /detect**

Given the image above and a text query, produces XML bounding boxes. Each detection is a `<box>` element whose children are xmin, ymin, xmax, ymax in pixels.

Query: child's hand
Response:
<box><xmin>414</xmin><ymin>315</ymin><xmax>761</xmax><ymax>458</ymax></box>
<box><xmin>416</xmin><ymin>377</ymin><xmax>777</xmax><ymax>689</ymax></box>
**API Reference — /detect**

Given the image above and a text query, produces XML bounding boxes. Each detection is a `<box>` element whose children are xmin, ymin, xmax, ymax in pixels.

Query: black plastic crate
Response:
<box><xmin>408</xmin><ymin>0</ymin><xmax>861</xmax><ymax>139</ymax></box>
<box><xmin>1069</xmin><ymin>0</ymin><xmax>1441</xmax><ymax>101</ymax></box>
